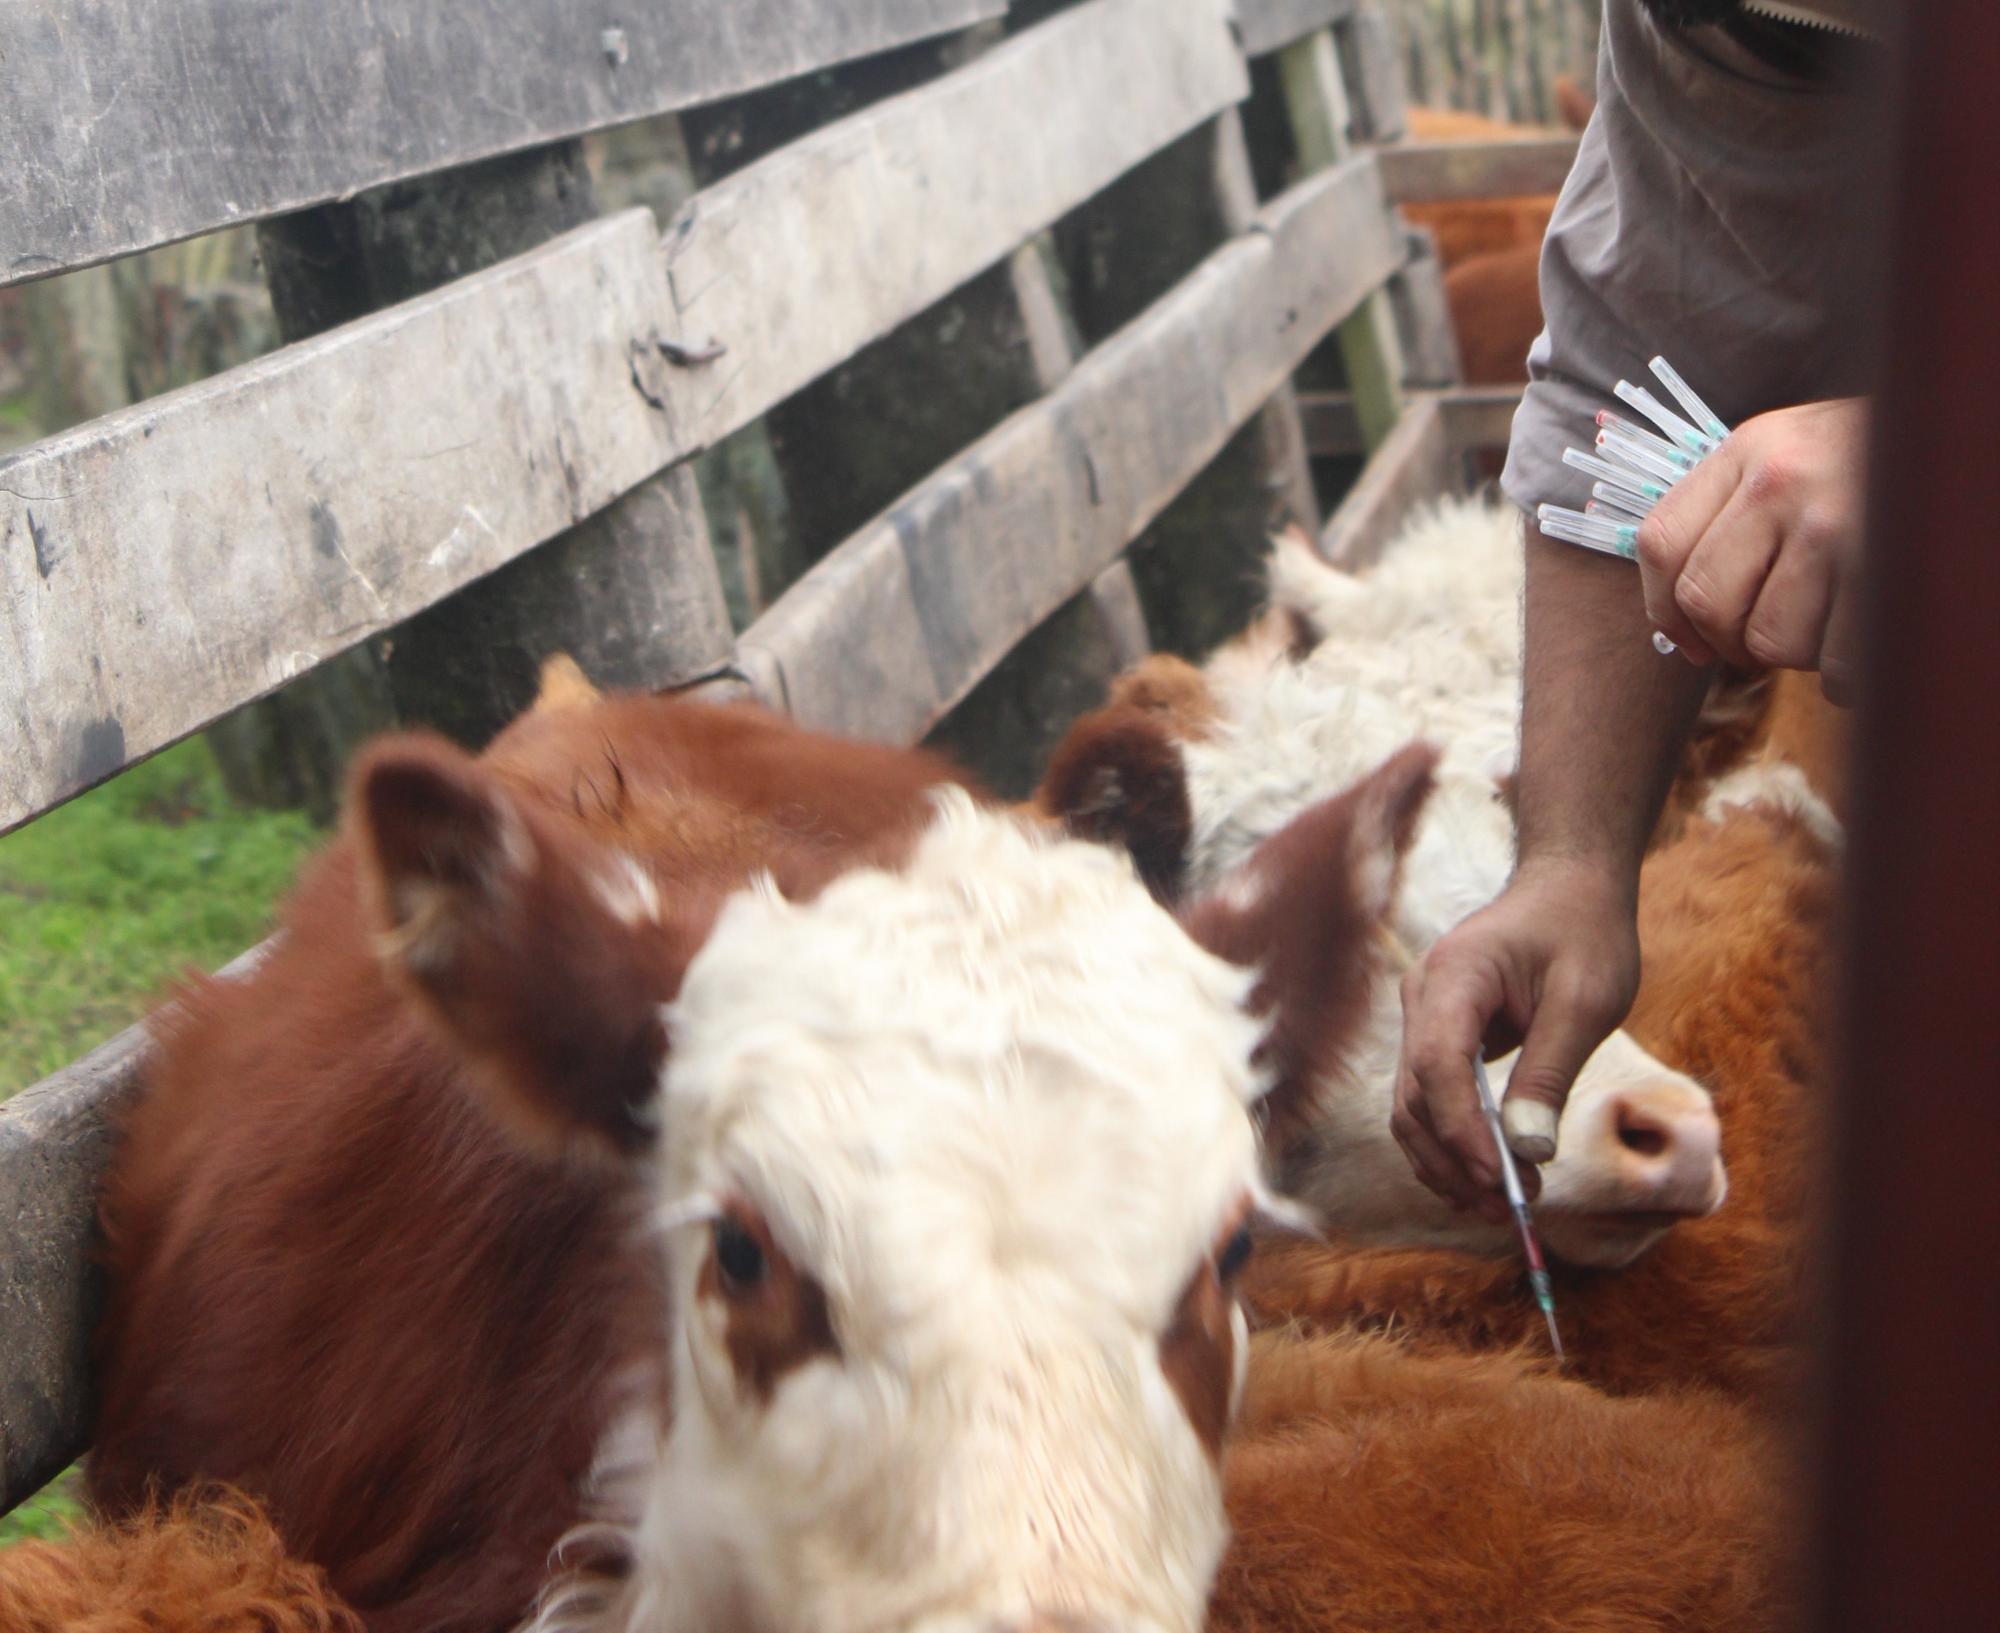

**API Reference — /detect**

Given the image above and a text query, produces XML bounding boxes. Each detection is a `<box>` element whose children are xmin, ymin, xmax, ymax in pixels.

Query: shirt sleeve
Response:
<box><xmin>1500</xmin><ymin>0</ymin><xmax>1872</xmax><ymax>519</ymax></box>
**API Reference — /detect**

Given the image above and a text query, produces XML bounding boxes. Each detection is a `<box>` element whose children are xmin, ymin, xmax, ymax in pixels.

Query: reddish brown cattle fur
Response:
<box><xmin>1746</xmin><ymin>667</ymin><xmax>1852</xmax><ymax>824</ymax></box>
<box><xmin>1035</xmin><ymin>702</ymin><xmax>1198</xmax><ymax>903</ymax></box>
<box><xmin>1398</xmin><ymin>84</ymin><xmax>1592</xmax><ymax>276</ymax></box>
<box><xmin>1444</xmin><ymin>240</ymin><xmax>1544</xmax><ymax>383</ymax></box>
<box><xmin>1211</xmin><ymin>1332</ymin><xmax>1797</xmax><ymax>1632</ymax></box>
<box><xmin>0</xmin><ymin>1488</ymin><xmax>359</xmax><ymax>1633</ymax></box>
<box><xmin>1182</xmin><ymin>744</ymin><xmax>1437</xmax><ymax>1154</ymax></box>
<box><xmin>1242</xmin><ymin>798</ymin><xmax>1838</xmax><ymax>1402</ymax></box>
<box><xmin>89</xmin><ymin>689</ymin><xmax>981</xmax><ymax>1633</ymax></box>
<box><xmin>1553</xmin><ymin>72</ymin><xmax>1597</xmax><ymax>135</ymax></box>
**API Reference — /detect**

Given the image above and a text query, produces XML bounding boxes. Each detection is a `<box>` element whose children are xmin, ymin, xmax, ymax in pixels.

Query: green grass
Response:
<box><xmin>0</xmin><ymin>739</ymin><xmax>320</xmax><ymax>1099</ymax></box>
<box><xmin>0</xmin><ymin>740</ymin><xmax>321</xmax><ymax>1546</ymax></box>
<box><xmin>0</xmin><ymin>1469</ymin><xmax>84</xmax><ymax>1548</ymax></box>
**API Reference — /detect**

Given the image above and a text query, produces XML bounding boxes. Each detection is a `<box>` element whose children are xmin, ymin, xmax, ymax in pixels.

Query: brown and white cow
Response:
<box><xmin>1040</xmin><ymin>500</ymin><xmax>1732</xmax><ymax>1274</ymax></box>
<box><xmin>1242</xmin><ymin>777</ymin><xmax>1841</xmax><ymax>1404</ymax></box>
<box><xmin>89</xmin><ymin>670</ymin><xmax>1439</xmax><ymax>1633</ymax></box>
<box><xmin>1038</xmin><ymin>499</ymin><xmax>1845</xmax><ymax>1401</ymax></box>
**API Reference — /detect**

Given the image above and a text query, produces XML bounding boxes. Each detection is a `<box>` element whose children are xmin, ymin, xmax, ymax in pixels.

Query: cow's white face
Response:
<box><xmin>624</xmin><ymin>794</ymin><xmax>1276</xmax><ymax>1633</ymax></box>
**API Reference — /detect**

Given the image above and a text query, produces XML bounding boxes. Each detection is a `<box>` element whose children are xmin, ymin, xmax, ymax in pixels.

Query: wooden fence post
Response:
<box><xmin>1277</xmin><ymin>24</ymin><xmax>1408</xmax><ymax>450</ymax></box>
<box><xmin>927</xmin><ymin>559</ymin><xmax>1152</xmax><ymax>797</ymax></box>
<box><xmin>1061</xmin><ymin>111</ymin><xmax>1322</xmax><ymax>659</ymax></box>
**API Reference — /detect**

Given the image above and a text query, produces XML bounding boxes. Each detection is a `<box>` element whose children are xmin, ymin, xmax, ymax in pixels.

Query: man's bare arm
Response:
<box><xmin>1390</xmin><ymin>527</ymin><xmax>1709</xmax><ymax>1213</ymax></box>
<box><xmin>1515</xmin><ymin>529</ymin><xmax>1712</xmax><ymax>881</ymax></box>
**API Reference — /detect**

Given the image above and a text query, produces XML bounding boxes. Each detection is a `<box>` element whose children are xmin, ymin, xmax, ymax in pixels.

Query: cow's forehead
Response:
<box><xmin>657</xmin><ymin>793</ymin><xmax>1269</xmax><ymax>1325</ymax></box>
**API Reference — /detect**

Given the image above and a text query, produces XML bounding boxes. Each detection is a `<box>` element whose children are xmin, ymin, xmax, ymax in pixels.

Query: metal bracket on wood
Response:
<box><xmin>658</xmin><ymin>334</ymin><xmax>728</xmax><ymax>367</ymax></box>
<box><xmin>629</xmin><ymin>329</ymin><xmax>727</xmax><ymax>410</ymax></box>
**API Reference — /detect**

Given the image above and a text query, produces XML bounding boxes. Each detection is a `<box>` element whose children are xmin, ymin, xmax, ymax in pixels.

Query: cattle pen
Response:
<box><xmin>0</xmin><ymin>2</ymin><xmax>1993</xmax><ymax>1629</ymax></box>
<box><xmin>0</xmin><ymin>0</ymin><xmax>1564</xmax><ymax>1512</ymax></box>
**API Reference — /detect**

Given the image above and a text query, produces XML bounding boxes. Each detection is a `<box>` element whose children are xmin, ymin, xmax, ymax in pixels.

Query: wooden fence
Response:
<box><xmin>1388</xmin><ymin>0</ymin><xmax>1601</xmax><ymax>126</ymax></box>
<box><xmin>0</xmin><ymin>0</ymin><xmax>1573</xmax><ymax>1513</ymax></box>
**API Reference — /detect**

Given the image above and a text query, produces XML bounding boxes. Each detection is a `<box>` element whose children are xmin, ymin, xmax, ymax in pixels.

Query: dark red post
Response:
<box><xmin>1816</xmin><ymin>3</ymin><xmax>2000</xmax><ymax>1627</ymax></box>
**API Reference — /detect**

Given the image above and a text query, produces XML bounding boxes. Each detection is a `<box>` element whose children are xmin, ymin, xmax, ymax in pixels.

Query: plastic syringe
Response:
<box><xmin>1472</xmin><ymin>1055</ymin><xmax>1564</xmax><ymax>1364</ymax></box>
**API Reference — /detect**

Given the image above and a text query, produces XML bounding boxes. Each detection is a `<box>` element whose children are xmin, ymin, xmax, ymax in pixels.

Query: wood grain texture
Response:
<box><xmin>658</xmin><ymin>0</ymin><xmax>1248</xmax><ymax>450</ymax></box>
<box><xmin>1052</xmin><ymin>108</ymin><xmax>1320</xmax><ymax>655</ymax></box>
<box><xmin>1379</xmin><ymin>137</ymin><xmax>1581</xmax><ymax>202</ymax></box>
<box><xmin>0</xmin><ymin>945</ymin><xmax>266</xmax><ymax>1512</ymax></box>
<box><xmin>1235</xmin><ymin>0</ymin><xmax>1359</xmax><ymax>57</ymax></box>
<box><xmin>925</xmin><ymin>560</ymin><xmax>1152</xmax><ymax>799</ymax></box>
<box><xmin>0</xmin><ymin>211</ymin><xmax>679</xmax><ymax>834</ymax></box>
<box><xmin>1277</xmin><ymin>25</ymin><xmax>1406</xmax><ymax>450</ymax></box>
<box><xmin>1388</xmin><ymin>225</ymin><xmax>1464</xmax><ymax>388</ymax></box>
<box><xmin>1318</xmin><ymin>392</ymin><xmax>1453</xmax><ymax>570</ymax></box>
<box><xmin>2</xmin><ymin>0</ymin><xmax>1246</xmax><ymax>832</ymax></box>
<box><xmin>1438</xmin><ymin>384</ymin><xmax>1523</xmax><ymax>457</ymax></box>
<box><xmin>740</xmin><ymin>152</ymin><xmax>1401</xmax><ymax>741</ymax></box>
<box><xmin>1302</xmin><ymin>384</ymin><xmax>1518</xmax><ymax>458</ymax></box>
<box><xmin>1337</xmin><ymin>4</ymin><xmax>1409</xmax><ymax>143</ymax></box>
<box><xmin>0</xmin><ymin>0</ymin><xmax>1005</xmax><ymax>285</ymax></box>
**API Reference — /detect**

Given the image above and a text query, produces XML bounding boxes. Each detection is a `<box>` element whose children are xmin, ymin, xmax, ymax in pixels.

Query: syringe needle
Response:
<box><xmin>1472</xmin><ymin>1056</ymin><xmax>1566</xmax><ymax>1365</ymax></box>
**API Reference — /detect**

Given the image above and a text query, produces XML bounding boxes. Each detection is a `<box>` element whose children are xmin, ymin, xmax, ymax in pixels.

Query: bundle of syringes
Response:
<box><xmin>1535</xmin><ymin>355</ymin><xmax>1731</xmax><ymax>561</ymax></box>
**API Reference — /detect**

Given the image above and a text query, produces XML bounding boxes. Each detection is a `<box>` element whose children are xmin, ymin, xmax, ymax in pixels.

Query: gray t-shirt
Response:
<box><xmin>1500</xmin><ymin>0</ymin><xmax>1875</xmax><ymax>516</ymax></box>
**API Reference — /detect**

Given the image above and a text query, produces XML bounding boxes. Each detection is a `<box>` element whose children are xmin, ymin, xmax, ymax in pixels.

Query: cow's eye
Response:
<box><xmin>715</xmin><ymin>1219</ymin><xmax>766</xmax><ymax>1292</ymax></box>
<box><xmin>1216</xmin><ymin>1224</ymin><xmax>1254</xmax><ymax>1282</ymax></box>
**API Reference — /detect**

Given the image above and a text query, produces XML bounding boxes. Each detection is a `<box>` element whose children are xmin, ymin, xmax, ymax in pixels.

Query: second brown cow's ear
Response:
<box><xmin>1034</xmin><ymin>704</ymin><xmax>1193</xmax><ymax>904</ymax></box>
<box><xmin>1179</xmin><ymin>744</ymin><xmax>1437</xmax><ymax>1145</ymax></box>
<box><xmin>352</xmin><ymin>734</ymin><xmax>707</xmax><ymax>1161</ymax></box>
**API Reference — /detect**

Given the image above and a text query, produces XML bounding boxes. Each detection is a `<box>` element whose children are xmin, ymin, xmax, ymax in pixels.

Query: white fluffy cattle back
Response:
<box><xmin>1188</xmin><ymin>497</ymin><xmax>1527</xmax><ymax>945</ymax></box>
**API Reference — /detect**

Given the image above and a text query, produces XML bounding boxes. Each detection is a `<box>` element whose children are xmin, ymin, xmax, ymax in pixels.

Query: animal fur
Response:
<box><xmin>0</xmin><ymin>1487</ymin><xmax>359</xmax><ymax>1633</ymax></box>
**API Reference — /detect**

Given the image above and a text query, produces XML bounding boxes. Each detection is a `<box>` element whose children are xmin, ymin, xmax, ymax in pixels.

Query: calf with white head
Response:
<box><xmin>343</xmin><ymin>718</ymin><xmax>1439</xmax><ymax>1633</ymax></box>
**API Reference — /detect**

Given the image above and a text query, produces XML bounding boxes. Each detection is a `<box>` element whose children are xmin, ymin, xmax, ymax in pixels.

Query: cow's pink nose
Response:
<box><xmin>1607</xmin><ymin>1084</ymin><xmax>1725</xmax><ymax>1218</ymax></box>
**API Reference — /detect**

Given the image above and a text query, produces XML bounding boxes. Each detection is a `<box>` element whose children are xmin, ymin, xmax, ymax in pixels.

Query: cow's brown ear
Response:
<box><xmin>353</xmin><ymin>735</ymin><xmax>705</xmax><ymax>1159</ymax></box>
<box><xmin>1180</xmin><ymin>744</ymin><xmax>1437</xmax><ymax>1145</ymax></box>
<box><xmin>1035</xmin><ymin>705</ymin><xmax>1192</xmax><ymax>904</ymax></box>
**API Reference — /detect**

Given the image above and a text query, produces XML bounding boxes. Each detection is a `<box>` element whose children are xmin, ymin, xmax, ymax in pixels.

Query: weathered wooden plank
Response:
<box><xmin>0</xmin><ymin>0</ymin><xmax>1007</xmax><ymax>286</ymax></box>
<box><xmin>0</xmin><ymin>212</ymin><xmax>680</xmax><ymax>835</ymax></box>
<box><xmin>1319</xmin><ymin>393</ymin><xmax>1454</xmax><ymax>571</ymax></box>
<box><xmin>1379</xmin><ymin>137</ymin><xmax>1581</xmax><ymax>203</ymax></box>
<box><xmin>659</xmin><ymin>0</ymin><xmax>1247</xmax><ymax>450</ymax></box>
<box><xmin>2</xmin><ymin>0</ymin><xmax>1245</xmax><ymax>832</ymax></box>
<box><xmin>1278</xmin><ymin>27</ymin><xmax>1406</xmax><ymax>450</ymax></box>
<box><xmin>1299</xmin><ymin>390</ymin><xmax>1367</xmax><ymax>458</ymax></box>
<box><xmin>0</xmin><ymin>0</ymin><xmax>1248</xmax><ymax>828</ymax></box>
<box><xmin>0</xmin><ymin>944</ymin><xmax>267</xmax><ymax>1513</ymax></box>
<box><xmin>739</xmin><ymin>151</ymin><xmax>1402</xmax><ymax>741</ymax></box>
<box><xmin>1053</xmin><ymin>107</ymin><xmax>1320</xmax><ymax>655</ymax></box>
<box><xmin>1337</xmin><ymin>5</ymin><xmax>1409</xmax><ymax>143</ymax></box>
<box><xmin>1387</xmin><ymin>224</ymin><xmax>1464</xmax><ymax>388</ymax></box>
<box><xmin>1300</xmin><ymin>384</ymin><xmax>1518</xmax><ymax>459</ymax></box>
<box><xmin>1439</xmin><ymin>384</ymin><xmax>1524</xmax><ymax>458</ymax></box>
<box><xmin>925</xmin><ymin>560</ymin><xmax>1152</xmax><ymax>799</ymax></box>
<box><xmin>1236</xmin><ymin>0</ymin><xmax>1359</xmax><ymax>57</ymax></box>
